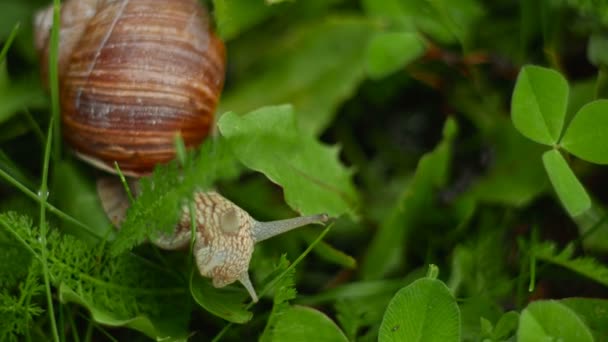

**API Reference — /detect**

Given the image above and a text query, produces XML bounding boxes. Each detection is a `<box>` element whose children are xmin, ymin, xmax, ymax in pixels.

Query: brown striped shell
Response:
<box><xmin>35</xmin><ymin>0</ymin><xmax>225</xmax><ymax>176</ymax></box>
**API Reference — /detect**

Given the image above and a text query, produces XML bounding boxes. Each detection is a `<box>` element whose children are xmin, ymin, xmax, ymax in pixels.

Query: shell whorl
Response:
<box><xmin>36</xmin><ymin>0</ymin><xmax>226</xmax><ymax>176</ymax></box>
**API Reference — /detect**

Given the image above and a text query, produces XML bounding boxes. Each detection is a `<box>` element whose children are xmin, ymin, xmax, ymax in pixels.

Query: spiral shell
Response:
<box><xmin>35</xmin><ymin>0</ymin><xmax>225</xmax><ymax>176</ymax></box>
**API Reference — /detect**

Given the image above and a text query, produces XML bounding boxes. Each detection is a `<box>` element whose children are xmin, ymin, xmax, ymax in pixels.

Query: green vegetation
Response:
<box><xmin>2</xmin><ymin>0</ymin><xmax>608</xmax><ymax>340</ymax></box>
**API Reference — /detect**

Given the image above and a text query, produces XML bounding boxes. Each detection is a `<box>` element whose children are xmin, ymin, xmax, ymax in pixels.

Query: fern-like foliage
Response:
<box><xmin>534</xmin><ymin>241</ymin><xmax>608</xmax><ymax>287</ymax></box>
<box><xmin>260</xmin><ymin>255</ymin><xmax>297</xmax><ymax>342</ymax></box>
<box><xmin>0</xmin><ymin>214</ymin><xmax>42</xmax><ymax>341</ymax></box>
<box><xmin>0</xmin><ymin>211</ymin><xmax>193</xmax><ymax>338</ymax></box>
<box><xmin>111</xmin><ymin>137</ymin><xmax>240</xmax><ymax>256</ymax></box>
<box><xmin>0</xmin><ymin>264</ymin><xmax>44</xmax><ymax>342</ymax></box>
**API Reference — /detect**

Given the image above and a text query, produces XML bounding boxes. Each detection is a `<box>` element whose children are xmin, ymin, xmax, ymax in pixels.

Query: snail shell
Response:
<box><xmin>35</xmin><ymin>0</ymin><xmax>225</xmax><ymax>176</ymax></box>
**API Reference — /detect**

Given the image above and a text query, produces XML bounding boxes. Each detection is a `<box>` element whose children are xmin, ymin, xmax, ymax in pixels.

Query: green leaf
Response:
<box><xmin>561</xmin><ymin>298</ymin><xmax>608</xmax><ymax>340</ymax></box>
<box><xmin>379</xmin><ymin>277</ymin><xmax>460</xmax><ymax>342</ymax></box>
<box><xmin>366</xmin><ymin>32</ymin><xmax>425</xmax><ymax>79</ymax></box>
<box><xmin>218</xmin><ymin>105</ymin><xmax>358</xmax><ymax>218</ymax></box>
<box><xmin>219</xmin><ymin>16</ymin><xmax>375</xmax><ymax>135</ymax></box>
<box><xmin>517</xmin><ymin>300</ymin><xmax>593</xmax><ymax>342</ymax></box>
<box><xmin>58</xmin><ymin>285</ymin><xmax>186</xmax><ymax>342</ymax></box>
<box><xmin>0</xmin><ymin>77</ymin><xmax>47</xmax><ymax>125</ymax></box>
<box><xmin>190</xmin><ymin>273</ymin><xmax>252</xmax><ymax>324</ymax></box>
<box><xmin>269</xmin><ymin>305</ymin><xmax>349</xmax><ymax>342</ymax></box>
<box><xmin>50</xmin><ymin>160</ymin><xmax>114</xmax><ymax>244</ymax></box>
<box><xmin>492</xmin><ymin>311</ymin><xmax>519</xmax><ymax>340</ymax></box>
<box><xmin>561</xmin><ymin>100</ymin><xmax>608</xmax><ymax>164</ymax></box>
<box><xmin>534</xmin><ymin>241</ymin><xmax>608</xmax><ymax>287</ymax></box>
<box><xmin>213</xmin><ymin>0</ymin><xmax>279</xmax><ymax>41</ymax></box>
<box><xmin>361</xmin><ymin>118</ymin><xmax>457</xmax><ymax>280</ymax></box>
<box><xmin>587</xmin><ymin>34</ymin><xmax>608</xmax><ymax>67</ymax></box>
<box><xmin>362</xmin><ymin>0</ymin><xmax>483</xmax><ymax>46</ymax></box>
<box><xmin>542</xmin><ymin>149</ymin><xmax>591</xmax><ymax>217</ymax></box>
<box><xmin>511</xmin><ymin>65</ymin><xmax>569</xmax><ymax>145</ymax></box>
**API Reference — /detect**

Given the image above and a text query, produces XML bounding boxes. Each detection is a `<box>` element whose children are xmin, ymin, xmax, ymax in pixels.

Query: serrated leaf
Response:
<box><xmin>219</xmin><ymin>16</ymin><xmax>375</xmax><ymax>135</ymax></box>
<box><xmin>534</xmin><ymin>241</ymin><xmax>608</xmax><ymax>287</ymax></box>
<box><xmin>561</xmin><ymin>100</ymin><xmax>608</xmax><ymax>164</ymax></box>
<box><xmin>362</xmin><ymin>118</ymin><xmax>457</xmax><ymax>280</ymax></box>
<box><xmin>218</xmin><ymin>105</ymin><xmax>358</xmax><ymax>218</ymax></box>
<box><xmin>269</xmin><ymin>305</ymin><xmax>348</xmax><ymax>342</ymax></box>
<box><xmin>190</xmin><ymin>273</ymin><xmax>252</xmax><ymax>324</ymax></box>
<box><xmin>366</xmin><ymin>32</ymin><xmax>425</xmax><ymax>79</ymax></box>
<box><xmin>111</xmin><ymin>138</ymin><xmax>240</xmax><ymax>255</ymax></box>
<box><xmin>511</xmin><ymin>65</ymin><xmax>569</xmax><ymax>145</ymax></box>
<box><xmin>517</xmin><ymin>300</ymin><xmax>593</xmax><ymax>342</ymax></box>
<box><xmin>542</xmin><ymin>149</ymin><xmax>591</xmax><ymax>217</ymax></box>
<box><xmin>380</xmin><ymin>277</ymin><xmax>460</xmax><ymax>342</ymax></box>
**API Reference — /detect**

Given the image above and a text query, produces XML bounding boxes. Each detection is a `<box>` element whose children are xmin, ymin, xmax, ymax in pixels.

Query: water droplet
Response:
<box><xmin>37</xmin><ymin>190</ymin><xmax>49</xmax><ymax>200</ymax></box>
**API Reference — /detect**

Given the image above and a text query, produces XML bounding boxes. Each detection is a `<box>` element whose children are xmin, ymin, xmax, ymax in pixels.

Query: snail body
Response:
<box><xmin>97</xmin><ymin>178</ymin><xmax>328</xmax><ymax>302</ymax></box>
<box><xmin>35</xmin><ymin>0</ymin><xmax>225</xmax><ymax>176</ymax></box>
<box><xmin>36</xmin><ymin>0</ymin><xmax>327</xmax><ymax>302</ymax></box>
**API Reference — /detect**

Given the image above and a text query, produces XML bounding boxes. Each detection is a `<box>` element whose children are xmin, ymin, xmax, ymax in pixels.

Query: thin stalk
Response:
<box><xmin>40</xmin><ymin>0</ymin><xmax>62</xmax><ymax>340</ymax></box>
<box><xmin>21</xmin><ymin>108</ymin><xmax>46</xmax><ymax>147</ymax></box>
<box><xmin>0</xmin><ymin>23</ymin><xmax>20</xmax><ymax>63</ymax></box>
<box><xmin>39</xmin><ymin>118</ymin><xmax>59</xmax><ymax>342</ymax></box>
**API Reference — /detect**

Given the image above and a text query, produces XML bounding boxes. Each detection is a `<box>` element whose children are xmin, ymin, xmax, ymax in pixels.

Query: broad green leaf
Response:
<box><xmin>59</xmin><ymin>285</ymin><xmax>188</xmax><ymax>341</ymax></box>
<box><xmin>492</xmin><ymin>311</ymin><xmax>519</xmax><ymax>340</ymax></box>
<box><xmin>380</xmin><ymin>277</ymin><xmax>460</xmax><ymax>342</ymax></box>
<box><xmin>50</xmin><ymin>160</ymin><xmax>114</xmax><ymax>244</ymax></box>
<box><xmin>306</xmin><ymin>236</ymin><xmax>357</xmax><ymax>269</ymax></box>
<box><xmin>542</xmin><ymin>149</ymin><xmax>591</xmax><ymax>217</ymax></box>
<box><xmin>219</xmin><ymin>16</ymin><xmax>375</xmax><ymax>135</ymax></box>
<box><xmin>425</xmin><ymin>0</ymin><xmax>485</xmax><ymax>48</ymax></box>
<box><xmin>534</xmin><ymin>242</ymin><xmax>608</xmax><ymax>287</ymax></box>
<box><xmin>0</xmin><ymin>4</ymin><xmax>29</xmax><ymax>40</ymax></box>
<box><xmin>190</xmin><ymin>273</ymin><xmax>252</xmax><ymax>324</ymax></box>
<box><xmin>464</xmin><ymin>122</ymin><xmax>546</xmax><ymax>207</ymax></box>
<box><xmin>517</xmin><ymin>300</ymin><xmax>593</xmax><ymax>342</ymax></box>
<box><xmin>588</xmin><ymin>34</ymin><xmax>608</xmax><ymax>67</ymax></box>
<box><xmin>0</xmin><ymin>77</ymin><xmax>47</xmax><ymax>125</ymax></box>
<box><xmin>362</xmin><ymin>0</ymin><xmax>483</xmax><ymax>46</ymax></box>
<box><xmin>269</xmin><ymin>305</ymin><xmax>348</xmax><ymax>342</ymax></box>
<box><xmin>366</xmin><ymin>32</ymin><xmax>425</xmax><ymax>79</ymax></box>
<box><xmin>458</xmin><ymin>296</ymin><xmax>502</xmax><ymax>341</ymax></box>
<box><xmin>511</xmin><ymin>65</ymin><xmax>569</xmax><ymax>145</ymax></box>
<box><xmin>562</xmin><ymin>298</ymin><xmax>608</xmax><ymax>340</ymax></box>
<box><xmin>561</xmin><ymin>100</ymin><xmax>608</xmax><ymax>164</ymax></box>
<box><xmin>574</xmin><ymin>204</ymin><xmax>608</xmax><ymax>252</ymax></box>
<box><xmin>213</xmin><ymin>0</ymin><xmax>279</xmax><ymax>41</ymax></box>
<box><xmin>218</xmin><ymin>105</ymin><xmax>358</xmax><ymax>218</ymax></box>
<box><xmin>361</xmin><ymin>118</ymin><xmax>457</xmax><ymax>280</ymax></box>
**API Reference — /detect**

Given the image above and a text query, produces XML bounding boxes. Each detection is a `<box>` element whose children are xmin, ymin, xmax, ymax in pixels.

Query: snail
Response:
<box><xmin>34</xmin><ymin>0</ymin><xmax>328</xmax><ymax>302</ymax></box>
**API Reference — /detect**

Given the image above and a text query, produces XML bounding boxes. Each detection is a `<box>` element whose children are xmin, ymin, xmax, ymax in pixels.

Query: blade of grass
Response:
<box><xmin>49</xmin><ymin>0</ymin><xmax>62</xmax><ymax>161</ymax></box>
<box><xmin>211</xmin><ymin>225</ymin><xmax>333</xmax><ymax>342</ymax></box>
<box><xmin>0</xmin><ymin>23</ymin><xmax>21</xmax><ymax>63</ymax></box>
<box><xmin>21</xmin><ymin>108</ymin><xmax>46</xmax><ymax>147</ymax></box>
<box><xmin>41</xmin><ymin>1</ymin><xmax>62</xmax><ymax>340</ymax></box>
